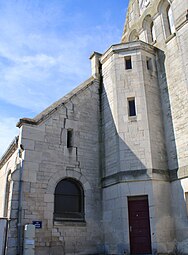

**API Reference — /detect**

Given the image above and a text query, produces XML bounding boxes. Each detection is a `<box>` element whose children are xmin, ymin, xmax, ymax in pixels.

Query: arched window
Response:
<box><xmin>129</xmin><ymin>29</ymin><xmax>139</xmax><ymax>42</ymax></box>
<box><xmin>167</xmin><ymin>5</ymin><xmax>175</xmax><ymax>35</ymax></box>
<box><xmin>158</xmin><ymin>0</ymin><xmax>175</xmax><ymax>39</ymax></box>
<box><xmin>143</xmin><ymin>15</ymin><xmax>155</xmax><ymax>44</ymax></box>
<box><xmin>54</xmin><ymin>178</ymin><xmax>84</xmax><ymax>221</ymax></box>
<box><xmin>4</xmin><ymin>171</ymin><xmax>11</xmax><ymax>218</ymax></box>
<box><xmin>151</xmin><ymin>22</ymin><xmax>156</xmax><ymax>42</ymax></box>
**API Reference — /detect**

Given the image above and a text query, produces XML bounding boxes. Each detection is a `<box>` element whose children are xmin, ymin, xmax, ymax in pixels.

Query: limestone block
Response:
<box><xmin>24</xmin><ymin>162</ymin><xmax>39</xmax><ymax>172</ymax></box>
<box><xmin>44</xmin><ymin>194</ymin><xmax>54</xmax><ymax>203</ymax></box>
<box><xmin>50</xmin><ymin>246</ymin><xmax>65</xmax><ymax>255</ymax></box>
<box><xmin>25</xmin><ymin>150</ymin><xmax>42</xmax><ymax>163</ymax></box>
<box><xmin>28</xmin><ymin>171</ymin><xmax>36</xmax><ymax>183</ymax></box>
<box><xmin>21</xmin><ymin>126</ymin><xmax>45</xmax><ymax>142</ymax></box>
<box><xmin>21</xmin><ymin>139</ymin><xmax>35</xmax><ymax>151</ymax></box>
<box><xmin>46</xmin><ymin>203</ymin><xmax>53</xmax><ymax>212</ymax></box>
<box><xmin>44</xmin><ymin>210</ymin><xmax>53</xmax><ymax>220</ymax></box>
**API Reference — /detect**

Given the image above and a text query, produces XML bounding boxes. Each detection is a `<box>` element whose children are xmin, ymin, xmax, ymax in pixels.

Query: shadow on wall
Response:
<box><xmin>156</xmin><ymin>49</ymin><xmax>188</xmax><ymax>253</ymax></box>
<box><xmin>155</xmin><ymin>49</ymin><xmax>178</xmax><ymax>171</ymax></box>
<box><xmin>96</xmin><ymin>51</ymin><xmax>188</xmax><ymax>254</ymax></box>
<box><xmin>170</xmin><ymin>179</ymin><xmax>188</xmax><ymax>254</ymax></box>
<box><xmin>99</xmin><ymin>81</ymin><xmax>148</xmax><ymax>180</ymax></box>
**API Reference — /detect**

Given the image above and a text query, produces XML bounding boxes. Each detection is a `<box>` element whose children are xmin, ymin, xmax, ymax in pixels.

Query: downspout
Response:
<box><xmin>17</xmin><ymin>145</ymin><xmax>24</xmax><ymax>255</ymax></box>
<box><xmin>3</xmin><ymin>217</ymin><xmax>9</xmax><ymax>255</ymax></box>
<box><xmin>98</xmin><ymin>61</ymin><xmax>104</xmax><ymax>183</ymax></box>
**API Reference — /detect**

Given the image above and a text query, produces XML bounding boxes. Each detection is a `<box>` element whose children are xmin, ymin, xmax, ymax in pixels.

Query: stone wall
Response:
<box><xmin>15</xmin><ymin>78</ymin><xmax>103</xmax><ymax>255</ymax></box>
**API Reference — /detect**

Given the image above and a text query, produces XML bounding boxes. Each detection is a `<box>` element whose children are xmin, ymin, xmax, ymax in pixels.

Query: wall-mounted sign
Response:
<box><xmin>32</xmin><ymin>221</ymin><xmax>42</xmax><ymax>229</ymax></box>
<box><xmin>25</xmin><ymin>239</ymin><xmax>35</xmax><ymax>245</ymax></box>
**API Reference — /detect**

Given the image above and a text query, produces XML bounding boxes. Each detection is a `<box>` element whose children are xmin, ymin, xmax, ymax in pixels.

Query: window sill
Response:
<box><xmin>54</xmin><ymin>220</ymin><xmax>86</xmax><ymax>227</ymax></box>
<box><xmin>128</xmin><ymin>116</ymin><xmax>137</xmax><ymax>122</ymax></box>
<box><xmin>151</xmin><ymin>40</ymin><xmax>157</xmax><ymax>45</ymax></box>
<box><xmin>165</xmin><ymin>32</ymin><xmax>176</xmax><ymax>44</ymax></box>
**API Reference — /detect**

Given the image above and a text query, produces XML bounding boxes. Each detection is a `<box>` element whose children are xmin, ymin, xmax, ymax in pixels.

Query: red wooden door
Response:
<box><xmin>128</xmin><ymin>196</ymin><xmax>152</xmax><ymax>254</ymax></box>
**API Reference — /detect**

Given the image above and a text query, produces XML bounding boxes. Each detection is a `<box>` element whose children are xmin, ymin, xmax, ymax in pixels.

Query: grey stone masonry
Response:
<box><xmin>1</xmin><ymin>0</ymin><xmax>188</xmax><ymax>254</ymax></box>
<box><xmin>122</xmin><ymin>0</ymin><xmax>188</xmax><ymax>253</ymax></box>
<box><xmin>101</xmin><ymin>41</ymin><xmax>167</xmax><ymax>180</ymax></box>
<box><xmin>2</xmin><ymin>77</ymin><xmax>104</xmax><ymax>255</ymax></box>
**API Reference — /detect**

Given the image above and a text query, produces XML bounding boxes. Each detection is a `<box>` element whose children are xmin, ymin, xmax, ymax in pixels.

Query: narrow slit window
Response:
<box><xmin>67</xmin><ymin>129</ymin><xmax>73</xmax><ymax>148</ymax></box>
<box><xmin>151</xmin><ymin>22</ymin><xmax>156</xmax><ymax>42</ymax></box>
<box><xmin>146</xmin><ymin>58</ymin><xmax>152</xmax><ymax>70</ymax></box>
<box><xmin>167</xmin><ymin>5</ymin><xmax>175</xmax><ymax>35</ymax></box>
<box><xmin>4</xmin><ymin>171</ymin><xmax>11</xmax><ymax>218</ymax></box>
<box><xmin>125</xmin><ymin>56</ymin><xmax>132</xmax><ymax>70</ymax></box>
<box><xmin>185</xmin><ymin>192</ymin><xmax>188</xmax><ymax>216</ymax></box>
<box><xmin>128</xmin><ymin>98</ymin><xmax>136</xmax><ymax>117</ymax></box>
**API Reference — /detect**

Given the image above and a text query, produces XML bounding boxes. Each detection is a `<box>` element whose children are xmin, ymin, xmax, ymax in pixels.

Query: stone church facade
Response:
<box><xmin>0</xmin><ymin>0</ymin><xmax>188</xmax><ymax>254</ymax></box>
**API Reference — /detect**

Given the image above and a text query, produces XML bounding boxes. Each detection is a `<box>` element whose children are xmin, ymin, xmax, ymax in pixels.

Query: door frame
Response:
<box><xmin>127</xmin><ymin>195</ymin><xmax>152</xmax><ymax>254</ymax></box>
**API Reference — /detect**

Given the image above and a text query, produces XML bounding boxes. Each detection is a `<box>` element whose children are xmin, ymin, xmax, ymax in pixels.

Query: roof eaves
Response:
<box><xmin>0</xmin><ymin>136</ymin><xmax>19</xmax><ymax>168</ymax></box>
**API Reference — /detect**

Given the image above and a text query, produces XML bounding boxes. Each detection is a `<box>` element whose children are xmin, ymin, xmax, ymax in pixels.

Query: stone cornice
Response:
<box><xmin>89</xmin><ymin>51</ymin><xmax>102</xmax><ymax>60</ymax></box>
<box><xmin>101</xmin><ymin>167</ymin><xmax>188</xmax><ymax>188</ymax></box>
<box><xmin>101</xmin><ymin>169</ymin><xmax>149</xmax><ymax>188</ymax></box>
<box><xmin>169</xmin><ymin>166</ymin><xmax>188</xmax><ymax>181</ymax></box>
<box><xmin>176</xmin><ymin>12</ymin><xmax>188</xmax><ymax>32</ymax></box>
<box><xmin>100</xmin><ymin>40</ymin><xmax>156</xmax><ymax>65</ymax></box>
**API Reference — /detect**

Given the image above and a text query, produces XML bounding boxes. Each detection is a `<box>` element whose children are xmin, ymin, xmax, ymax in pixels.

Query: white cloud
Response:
<box><xmin>0</xmin><ymin>0</ymin><xmax>125</xmax><ymax>154</ymax></box>
<box><xmin>0</xmin><ymin>24</ymin><xmax>121</xmax><ymax>112</ymax></box>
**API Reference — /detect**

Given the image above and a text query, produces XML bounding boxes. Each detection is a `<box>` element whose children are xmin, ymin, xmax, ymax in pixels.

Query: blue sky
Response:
<box><xmin>0</xmin><ymin>0</ymin><xmax>129</xmax><ymax>156</ymax></box>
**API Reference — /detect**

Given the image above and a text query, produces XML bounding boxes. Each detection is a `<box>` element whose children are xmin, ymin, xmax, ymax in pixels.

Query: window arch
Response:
<box><xmin>167</xmin><ymin>5</ymin><xmax>175</xmax><ymax>35</ymax></box>
<box><xmin>129</xmin><ymin>29</ymin><xmax>139</xmax><ymax>42</ymax></box>
<box><xmin>151</xmin><ymin>22</ymin><xmax>156</xmax><ymax>42</ymax></box>
<box><xmin>54</xmin><ymin>178</ymin><xmax>84</xmax><ymax>221</ymax></box>
<box><xmin>4</xmin><ymin>171</ymin><xmax>11</xmax><ymax>218</ymax></box>
<box><xmin>143</xmin><ymin>15</ymin><xmax>155</xmax><ymax>44</ymax></box>
<box><xmin>158</xmin><ymin>0</ymin><xmax>175</xmax><ymax>38</ymax></box>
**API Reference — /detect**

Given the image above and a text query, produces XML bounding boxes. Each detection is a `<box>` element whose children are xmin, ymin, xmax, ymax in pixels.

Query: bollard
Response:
<box><xmin>23</xmin><ymin>224</ymin><xmax>35</xmax><ymax>255</ymax></box>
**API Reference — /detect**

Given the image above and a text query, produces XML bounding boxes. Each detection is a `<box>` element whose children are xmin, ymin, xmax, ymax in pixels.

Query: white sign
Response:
<box><xmin>25</xmin><ymin>239</ymin><xmax>35</xmax><ymax>245</ymax></box>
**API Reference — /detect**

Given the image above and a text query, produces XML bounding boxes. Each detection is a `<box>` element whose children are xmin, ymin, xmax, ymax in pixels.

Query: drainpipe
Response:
<box><xmin>3</xmin><ymin>217</ymin><xmax>9</xmax><ymax>255</ymax></box>
<box><xmin>17</xmin><ymin>145</ymin><xmax>24</xmax><ymax>255</ymax></box>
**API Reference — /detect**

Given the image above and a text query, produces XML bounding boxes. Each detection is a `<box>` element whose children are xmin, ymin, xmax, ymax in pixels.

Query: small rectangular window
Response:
<box><xmin>125</xmin><ymin>56</ymin><xmax>132</xmax><ymax>70</ymax></box>
<box><xmin>128</xmin><ymin>98</ymin><xmax>136</xmax><ymax>117</ymax></box>
<box><xmin>67</xmin><ymin>129</ymin><xmax>73</xmax><ymax>148</ymax></box>
<box><xmin>146</xmin><ymin>58</ymin><xmax>152</xmax><ymax>70</ymax></box>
